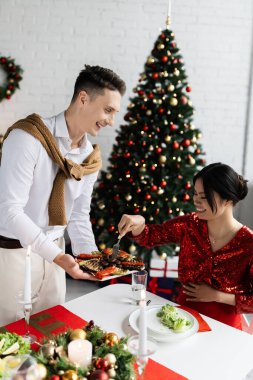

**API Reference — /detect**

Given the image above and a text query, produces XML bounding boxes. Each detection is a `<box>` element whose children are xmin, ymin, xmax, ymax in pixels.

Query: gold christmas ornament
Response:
<box><xmin>105</xmin><ymin>333</ymin><xmax>119</xmax><ymax>346</ymax></box>
<box><xmin>167</xmin><ymin>84</ymin><xmax>175</xmax><ymax>92</ymax></box>
<box><xmin>157</xmin><ymin>43</ymin><xmax>165</xmax><ymax>50</ymax></box>
<box><xmin>129</xmin><ymin>244</ymin><xmax>137</xmax><ymax>253</ymax></box>
<box><xmin>106</xmin><ymin>173</ymin><xmax>112</xmax><ymax>180</ymax></box>
<box><xmin>158</xmin><ymin>188</ymin><xmax>164</xmax><ymax>195</ymax></box>
<box><xmin>170</xmin><ymin>98</ymin><xmax>178</xmax><ymax>106</ymax></box>
<box><xmin>36</xmin><ymin>364</ymin><xmax>47</xmax><ymax>380</ymax></box>
<box><xmin>149</xmin><ymin>146</ymin><xmax>154</xmax><ymax>151</ymax></box>
<box><xmin>189</xmin><ymin>123</ymin><xmax>195</xmax><ymax>130</ymax></box>
<box><xmin>146</xmin><ymin>110</ymin><xmax>152</xmax><ymax>116</ymax></box>
<box><xmin>160</xmin><ymin>252</ymin><xmax>167</xmax><ymax>260</ymax></box>
<box><xmin>99</xmin><ymin>243</ymin><xmax>106</xmax><ymax>250</ymax></box>
<box><xmin>147</xmin><ymin>56</ymin><xmax>154</xmax><ymax>64</ymax></box>
<box><xmin>98</xmin><ymin>218</ymin><xmax>105</xmax><ymax>226</ymax></box>
<box><xmin>174</xmin><ymin>69</ymin><xmax>180</xmax><ymax>76</ymax></box>
<box><xmin>197</xmin><ymin>133</ymin><xmax>202</xmax><ymax>139</ymax></box>
<box><xmin>125</xmin><ymin>194</ymin><xmax>132</xmax><ymax>201</ymax></box>
<box><xmin>70</xmin><ymin>328</ymin><xmax>86</xmax><ymax>341</ymax></box>
<box><xmin>172</xmin><ymin>196</ymin><xmax>177</xmax><ymax>203</ymax></box>
<box><xmin>142</xmin><ymin>206</ymin><xmax>147</xmax><ymax>212</ymax></box>
<box><xmin>159</xmin><ymin>155</ymin><xmax>167</xmax><ymax>164</ymax></box>
<box><xmin>62</xmin><ymin>370</ymin><xmax>79</xmax><ymax>380</ymax></box>
<box><xmin>165</xmin><ymin>135</ymin><xmax>171</xmax><ymax>143</ymax></box>
<box><xmin>189</xmin><ymin>157</ymin><xmax>196</xmax><ymax>165</ymax></box>
<box><xmin>98</xmin><ymin>202</ymin><xmax>105</xmax><ymax>210</ymax></box>
<box><xmin>149</xmin><ymin>216</ymin><xmax>154</xmax><ymax>221</ymax></box>
<box><xmin>107</xmin><ymin>368</ymin><xmax>117</xmax><ymax>378</ymax></box>
<box><xmin>177</xmin><ymin>157</ymin><xmax>181</xmax><ymax>162</ymax></box>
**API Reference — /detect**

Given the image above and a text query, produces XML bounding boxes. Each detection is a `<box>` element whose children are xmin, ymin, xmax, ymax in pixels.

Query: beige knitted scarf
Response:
<box><xmin>2</xmin><ymin>113</ymin><xmax>102</xmax><ymax>226</ymax></box>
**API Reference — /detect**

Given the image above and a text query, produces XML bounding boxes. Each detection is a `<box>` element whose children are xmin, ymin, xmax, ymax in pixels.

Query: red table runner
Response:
<box><xmin>179</xmin><ymin>305</ymin><xmax>212</xmax><ymax>332</ymax></box>
<box><xmin>0</xmin><ymin>305</ymin><xmax>188</xmax><ymax>380</ymax></box>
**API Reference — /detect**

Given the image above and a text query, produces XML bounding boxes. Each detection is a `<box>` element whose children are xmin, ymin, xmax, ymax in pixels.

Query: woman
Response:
<box><xmin>118</xmin><ymin>163</ymin><xmax>253</xmax><ymax>329</ymax></box>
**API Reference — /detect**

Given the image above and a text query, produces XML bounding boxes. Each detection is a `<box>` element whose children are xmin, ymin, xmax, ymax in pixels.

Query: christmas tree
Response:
<box><xmin>91</xmin><ymin>19</ymin><xmax>205</xmax><ymax>262</ymax></box>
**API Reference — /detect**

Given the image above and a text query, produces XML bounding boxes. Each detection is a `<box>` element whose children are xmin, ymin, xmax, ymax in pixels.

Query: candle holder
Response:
<box><xmin>16</xmin><ymin>291</ymin><xmax>38</xmax><ymax>344</ymax></box>
<box><xmin>127</xmin><ymin>335</ymin><xmax>157</xmax><ymax>378</ymax></box>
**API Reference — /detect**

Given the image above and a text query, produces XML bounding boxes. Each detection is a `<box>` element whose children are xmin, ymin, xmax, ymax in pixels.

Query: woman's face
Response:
<box><xmin>193</xmin><ymin>178</ymin><xmax>229</xmax><ymax>220</ymax></box>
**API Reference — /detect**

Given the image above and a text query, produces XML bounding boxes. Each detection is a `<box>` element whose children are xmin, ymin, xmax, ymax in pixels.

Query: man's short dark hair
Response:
<box><xmin>72</xmin><ymin>65</ymin><xmax>126</xmax><ymax>102</ymax></box>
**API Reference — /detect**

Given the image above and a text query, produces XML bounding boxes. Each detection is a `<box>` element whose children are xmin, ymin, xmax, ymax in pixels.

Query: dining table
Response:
<box><xmin>64</xmin><ymin>283</ymin><xmax>253</xmax><ymax>380</ymax></box>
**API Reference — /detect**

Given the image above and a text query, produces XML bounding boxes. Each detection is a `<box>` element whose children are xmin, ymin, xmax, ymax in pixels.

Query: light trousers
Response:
<box><xmin>0</xmin><ymin>237</ymin><xmax>66</xmax><ymax>326</ymax></box>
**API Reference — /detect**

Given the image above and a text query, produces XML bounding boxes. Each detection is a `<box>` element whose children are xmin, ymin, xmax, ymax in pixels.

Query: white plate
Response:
<box><xmin>129</xmin><ymin>305</ymin><xmax>199</xmax><ymax>342</ymax></box>
<box><xmin>93</xmin><ymin>270</ymin><xmax>137</xmax><ymax>282</ymax></box>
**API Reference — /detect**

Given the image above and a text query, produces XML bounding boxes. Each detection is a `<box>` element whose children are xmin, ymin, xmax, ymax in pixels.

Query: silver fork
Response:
<box><xmin>110</xmin><ymin>235</ymin><xmax>121</xmax><ymax>260</ymax></box>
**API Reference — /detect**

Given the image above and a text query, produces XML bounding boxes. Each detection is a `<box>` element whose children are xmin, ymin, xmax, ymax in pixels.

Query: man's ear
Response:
<box><xmin>78</xmin><ymin>90</ymin><xmax>89</xmax><ymax>105</ymax></box>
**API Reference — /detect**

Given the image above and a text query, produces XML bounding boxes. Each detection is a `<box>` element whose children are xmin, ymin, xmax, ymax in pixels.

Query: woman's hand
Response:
<box><xmin>54</xmin><ymin>253</ymin><xmax>97</xmax><ymax>280</ymax></box>
<box><xmin>118</xmin><ymin>214</ymin><xmax>145</xmax><ymax>237</ymax></box>
<box><xmin>183</xmin><ymin>282</ymin><xmax>221</xmax><ymax>302</ymax></box>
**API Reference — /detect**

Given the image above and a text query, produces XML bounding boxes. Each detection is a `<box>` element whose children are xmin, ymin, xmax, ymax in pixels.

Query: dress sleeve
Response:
<box><xmin>235</xmin><ymin>261</ymin><xmax>253</xmax><ymax>314</ymax></box>
<box><xmin>130</xmin><ymin>214</ymin><xmax>190</xmax><ymax>249</ymax></box>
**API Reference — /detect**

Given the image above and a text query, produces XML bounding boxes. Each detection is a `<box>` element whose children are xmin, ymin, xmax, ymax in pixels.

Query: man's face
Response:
<box><xmin>79</xmin><ymin>88</ymin><xmax>121</xmax><ymax>137</ymax></box>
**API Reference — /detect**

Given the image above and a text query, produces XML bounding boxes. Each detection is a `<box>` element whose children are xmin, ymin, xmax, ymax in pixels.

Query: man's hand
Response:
<box><xmin>53</xmin><ymin>253</ymin><xmax>96</xmax><ymax>280</ymax></box>
<box><xmin>118</xmin><ymin>214</ymin><xmax>145</xmax><ymax>237</ymax></box>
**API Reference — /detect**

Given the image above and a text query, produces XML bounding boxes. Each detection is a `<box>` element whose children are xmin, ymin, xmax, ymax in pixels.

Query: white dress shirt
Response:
<box><xmin>0</xmin><ymin>112</ymin><xmax>98</xmax><ymax>262</ymax></box>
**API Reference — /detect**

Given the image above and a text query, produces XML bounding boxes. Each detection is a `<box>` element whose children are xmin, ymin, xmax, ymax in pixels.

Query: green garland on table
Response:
<box><xmin>32</xmin><ymin>320</ymin><xmax>136</xmax><ymax>380</ymax></box>
<box><xmin>0</xmin><ymin>55</ymin><xmax>23</xmax><ymax>102</ymax></box>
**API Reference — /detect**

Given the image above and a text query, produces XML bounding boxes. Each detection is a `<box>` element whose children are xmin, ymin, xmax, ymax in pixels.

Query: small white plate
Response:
<box><xmin>129</xmin><ymin>305</ymin><xmax>199</xmax><ymax>343</ymax></box>
<box><xmin>94</xmin><ymin>270</ymin><xmax>137</xmax><ymax>282</ymax></box>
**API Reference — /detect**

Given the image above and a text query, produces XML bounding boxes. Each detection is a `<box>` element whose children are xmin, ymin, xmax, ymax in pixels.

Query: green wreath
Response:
<box><xmin>0</xmin><ymin>55</ymin><xmax>23</xmax><ymax>102</ymax></box>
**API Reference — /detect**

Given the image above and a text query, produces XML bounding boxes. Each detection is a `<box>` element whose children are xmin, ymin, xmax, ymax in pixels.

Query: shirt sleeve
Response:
<box><xmin>0</xmin><ymin>130</ymin><xmax>62</xmax><ymax>262</ymax></box>
<box><xmin>130</xmin><ymin>214</ymin><xmax>189</xmax><ymax>248</ymax></box>
<box><xmin>67</xmin><ymin>171</ymin><xmax>98</xmax><ymax>255</ymax></box>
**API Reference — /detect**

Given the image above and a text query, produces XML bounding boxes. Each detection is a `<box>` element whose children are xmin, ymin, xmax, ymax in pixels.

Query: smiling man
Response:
<box><xmin>0</xmin><ymin>65</ymin><xmax>126</xmax><ymax>325</ymax></box>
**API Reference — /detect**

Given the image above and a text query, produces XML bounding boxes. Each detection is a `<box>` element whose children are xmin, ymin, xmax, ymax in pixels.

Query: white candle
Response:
<box><xmin>23</xmin><ymin>245</ymin><xmax>32</xmax><ymax>304</ymax></box>
<box><xmin>139</xmin><ymin>299</ymin><xmax>147</xmax><ymax>357</ymax></box>
<box><xmin>167</xmin><ymin>0</ymin><xmax>171</xmax><ymax>18</ymax></box>
<box><xmin>68</xmin><ymin>339</ymin><xmax>92</xmax><ymax>368</ymax></box>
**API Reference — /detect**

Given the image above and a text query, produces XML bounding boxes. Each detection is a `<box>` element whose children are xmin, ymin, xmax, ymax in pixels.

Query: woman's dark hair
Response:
<box><xmin>71</xmin><ymin>64</ymin><xmax>126</xmax><ymax>102</ymax></box>
<box><xmin>193</xmin><ymin>163</ymin><xmax>248</xmax><ymax>213</ymax></box>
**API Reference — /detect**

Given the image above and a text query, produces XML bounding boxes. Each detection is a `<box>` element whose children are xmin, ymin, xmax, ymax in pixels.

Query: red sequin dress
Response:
<box><xmin>131</xmin><ymin>213</ymin><xmax>253</xmax><ymax>329</ymax></box>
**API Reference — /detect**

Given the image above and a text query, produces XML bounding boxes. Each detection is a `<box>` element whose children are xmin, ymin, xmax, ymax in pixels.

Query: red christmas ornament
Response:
<box><xmin>142</xmin><ymin>142</ymin><xmax>147</xmax><ymax>147</ymax></box>
<box><xmin>124</xmin><ymin>152</ymin><xmax>131</xmax><ymax>158</ymax></box>
<box><xmin>158</xmin><ymin>107</ymin><xmax>164</xmax><ymax>114</ymax></box>
<box><xmin>91</xmin><ymin>218</ymin><xmax>96</xmax><ymax>225</ymax></box>
<box><xmin>186</xmin><ymin>86</ymin><xmax>192</xmax><ymax>92</ymax></box>
<box><xmin>6</xmin><ymin>95</ymin><xmax>11</xmax><ymax>100</ymax></box>
<box><xmin>136</xmin><ymin>188</ymin><xmax>141</xmax><ymax>193</ymax></box>
<box><xmin>155</xmin><ymin>208</ymin><xmax>160</xmax><ymax>215</ymax></box>
<box><xmin>113</xmin><ymin>195</ymin><xmax>120</xmax><ymax>201</ymax></box>
<box><xmin>140</xmin><ymin>104</ymin><xmax>146</xmax><ymax>110</ymax></box>
<box><xmin>127</xmin><ymin>140</ymin><xmax>134</xmax><ymax>146</ymax></box>
<box><xmin>178</xmin><ymin>175</ymin><xmax>183</xmax><ymax>180</ymax></box>
<box><xmin>148</xmin><ymin>92</ymin><xmax>154</xmax><ymax>99</ymax></box>
<box><xmin>95</xmin><ymin>358</ymin><xmax>109</xmax><ymax>370</ymax></box>
<box><xmin>181</xmin><ymin>96</ymin><xmax>188</xmax><ymax>105</ymax></box>
<box><xmin>152</xmin><ymin>73</ymin><xmax>159</xmax><ymax>79</ymax></box>
<box><xmin>108</xmin><ymin>225</ymin><xmax>115</xmax><ymax>232</ymax></box>
<box><xmin>195</xmin><ymin>148</ymin><xmax>201</xmax><ymax>155</ymax></box>
<box><xmin>156</xmin><ymin>147</ymin><xmax>162</xmax><ymax>154</ymax></box>
<box><xmin>128</xmin><ymin>178</ymin><xmax>133</xmax><ymax>183</ymax></box>
<box><xmin>124</xmin><ymin>112</ymin><xmax>131</xmax><ymax>121</ymax></box>
<box><xmin>49</xmin><ymin>376</ymin><xmax>60</xmax><ymax>380</ymax></box>
<box><xmin>172</xmin><ymin>142</ymin><xmax>179</xmax><ymax>149</ymax></box>
<box><xmin>151</xmin><ymin>185</ymin><xmax>158</xmax><ymax>192</ymax></box>
<box><xmin>170</xmin><ymin>123</ymin><xmax>177</xmax><ymax>131</ymax></box>
<box><xmin>99</xmin><ymin>182</ymin><xmax>105</xmax><ymax>189</ymax></box>
<box><xmin>0</xmin><ymin>57</ymin><xmax>7</xmax><ymax>63</ymax></box>
<box><xmin>134</xmin><ymin>207</ymin><xmax>140</xmax><ymax>214</ymax></box>
<box><xmin>143</xmin><ymin>124</ymin><xmax>149</xmax><ymax>131</ymax></box>
<box><xmin>151</xmin><ymin>165</ymin><xmax>156</xmax><ymax>171</ymax></box>
<box><xmin>89</xmin><ymin>370</ymin><xmax>109</xmax><ymax>380</ymax></box>
<box><xmin>160</xmin><ymin>33</ymin><xmax>165</xmax><ymax>38</ymax></box>
<box><xmin>145</xmin><ymin>194</ymin><xmax>151</xmax><ymax>201</ymax></box>
<box><xmin>182</xmin><ymin>194</ymin><xmax>190</xmax><ymax>202</ymax></box>
<box><xmin>182</xmin><ymin>139</ymin><xmax>191</xmax><ymax>147</ymax></box>
<box><xmin>138</xmin><ymin>90</ymin><xmax>145</xmax><ymax>96</ymax></box>
<box><xmin>185</xmin><ymin>182</ymin><xmax>191</xmax><ymax>190</ymax></box>
<box><xmin>160</xmin><ymin>180</ymin><xmax>167</xmax><ymax>188</ymax></box>
<box><xmin>171</xmin><ymin>42</ymin><xmax>177</xmax><ymax>48</ymax></box>
<box><xmin>156</xmin><ymin>127</ymin><xmax>160</xmax><ymax>132</ymax></box>
<box><xmin>161</xmin><ymin>56</ymin><xmax>168</xmax><ymax>63</ymax></box>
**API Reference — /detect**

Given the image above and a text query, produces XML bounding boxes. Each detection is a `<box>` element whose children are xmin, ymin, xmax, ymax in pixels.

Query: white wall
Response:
<box><xmin>0</xmin><ymin>0</ymin><xmax>253</xmax><ymax>224</ymax></box>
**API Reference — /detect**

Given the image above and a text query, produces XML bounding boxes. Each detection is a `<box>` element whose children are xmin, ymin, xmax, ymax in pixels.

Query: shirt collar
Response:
<box><xmin>55</xmin><ymin>111</ymin><xmax>88</xmax><ymax>152</ymax></box>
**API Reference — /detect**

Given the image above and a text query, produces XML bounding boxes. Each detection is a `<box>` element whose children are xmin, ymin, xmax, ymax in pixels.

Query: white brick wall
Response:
<box><xmin>0</xmin><ymin>0</ymin><xmax>253</xmax><ymax>224</ymax></box>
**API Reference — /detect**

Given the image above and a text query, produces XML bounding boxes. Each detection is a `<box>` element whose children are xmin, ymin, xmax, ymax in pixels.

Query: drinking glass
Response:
<box><xmin>131</xmin><ymin>270</ymin><xmax>148</xmax><ymax>303</ymax></box>
<box><xmin>2</xmin><ymin>354</ymin><xmax>40</xmax><ymax>380</ymax></box>
<box><xmin>16</xmin><ymin>291</ymin><xmax>38</xmax><ymax>344</ymax></box>
<box><xmin>127</xmin><ymin>335</ymin><xmax>157</xmax><ymax>378</ymax></box>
